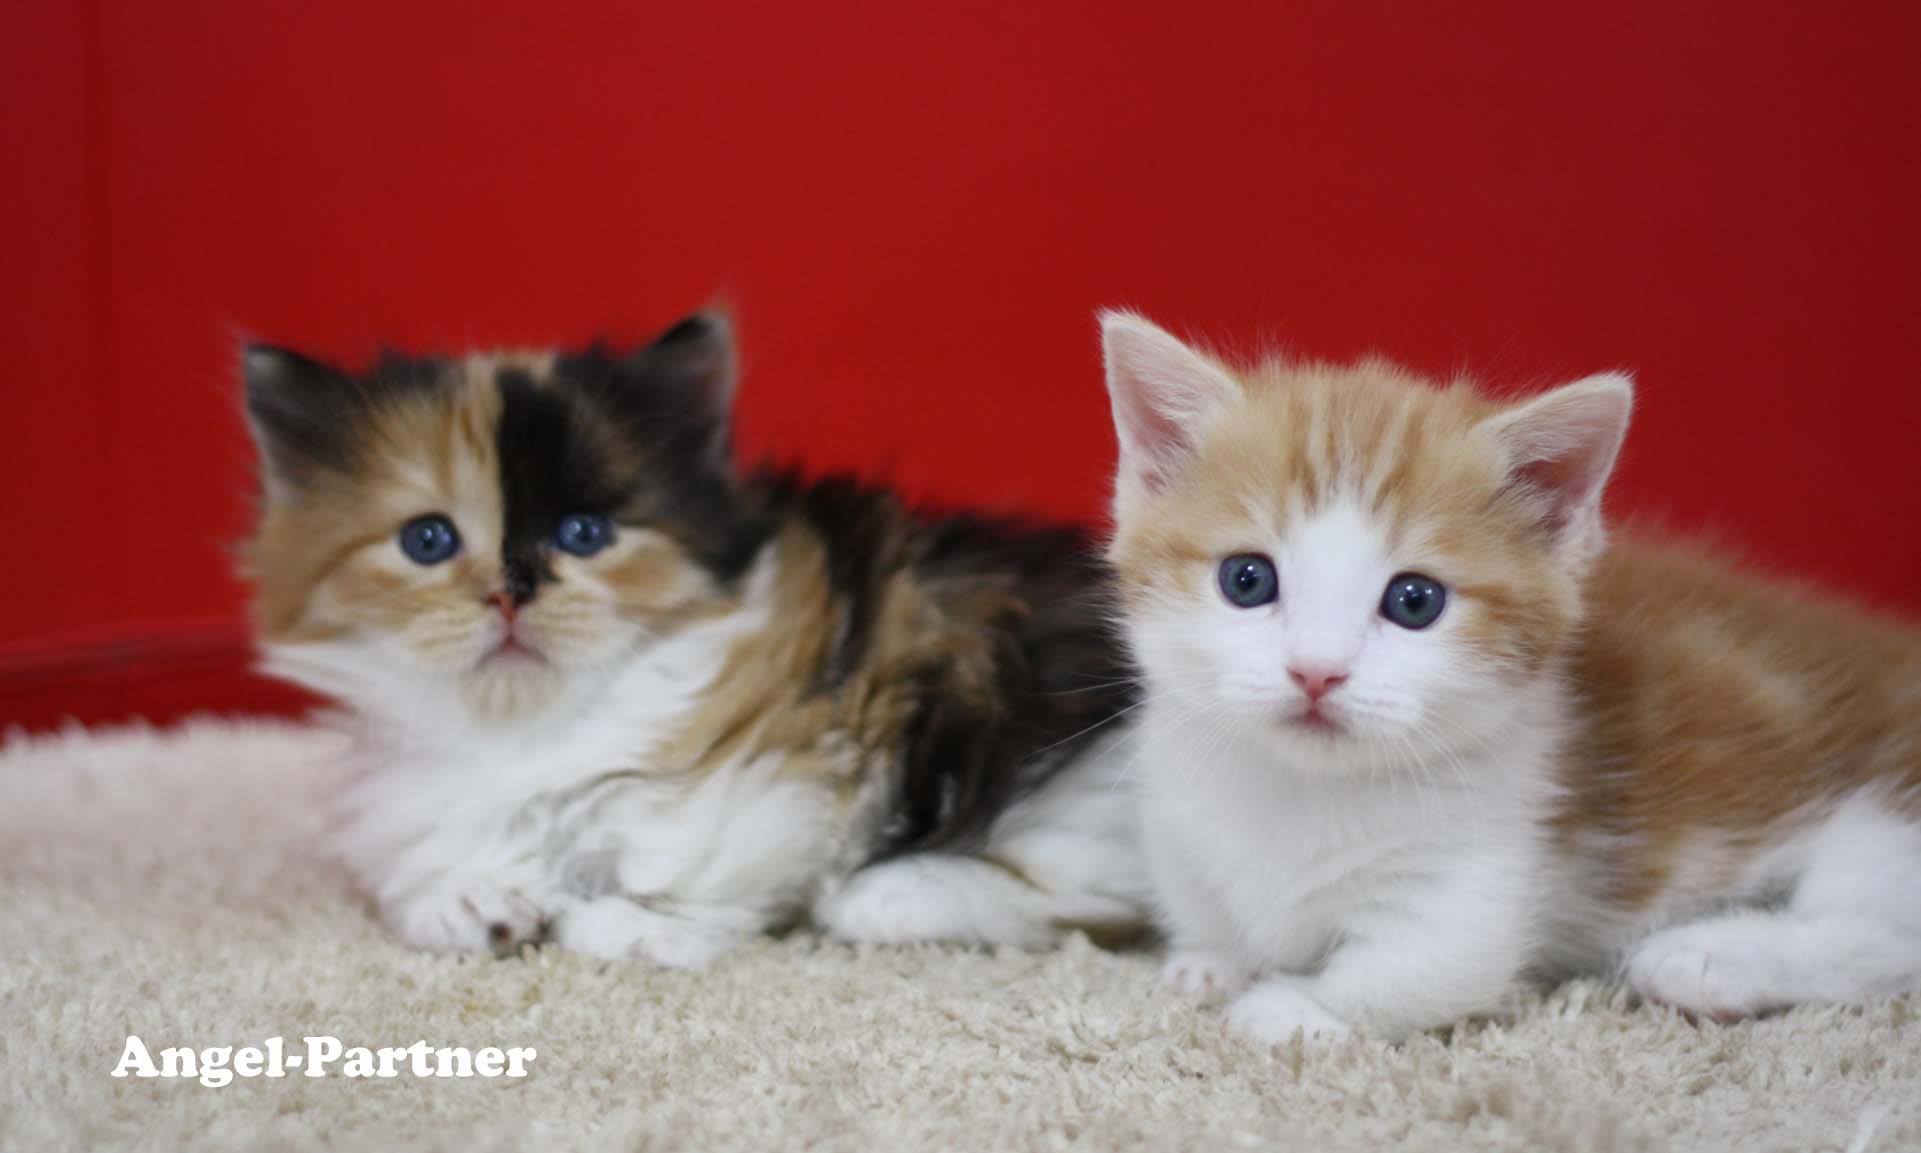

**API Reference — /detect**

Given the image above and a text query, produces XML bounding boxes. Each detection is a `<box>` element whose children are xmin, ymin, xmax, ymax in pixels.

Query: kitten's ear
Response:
<box><xmin>627</xmin><ymin>311</ymin><xmax>736</xmax><ymax>409</ymax></box>
<box><xmin>243</xmin><ymin>343</ymin><xmax>357</xmax><ymax>496</ymax></box>
<box><xmin>618</xmin><ymin>311</ymin><xmax>738</xmax><ymax>464</ymax></box>
<box><xmin>1100</xmin><ymin>310</ymin><xmax>1241</xmax><ymax>514</ymax></box>
<box><xmin>1480</xmin><ymin>372</ymin><xmax>1634</xmax><ymax>556</ymax></box>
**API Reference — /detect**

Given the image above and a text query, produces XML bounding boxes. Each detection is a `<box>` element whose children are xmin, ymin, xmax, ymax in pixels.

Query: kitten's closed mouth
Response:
<box><xmin>481</xmin><ymin>635</ymin><xmax>548</xmax><ymax>667</ymax></box>
<box><xmin>1285</xmin><ymin>708</ymin><xmax>1342</xmax><ymax>736</ymax></box>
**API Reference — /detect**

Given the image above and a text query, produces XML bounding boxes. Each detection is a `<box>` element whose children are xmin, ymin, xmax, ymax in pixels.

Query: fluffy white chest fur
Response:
<box><xmin>310</xmin><ymin>588</ymin><xmax>869</xmax><ymax>968</ymax></box>
<box><xmin>1137</xmin><ymin>698</ymin><xmax>1562</xmax><ymax>1041</ymax></box>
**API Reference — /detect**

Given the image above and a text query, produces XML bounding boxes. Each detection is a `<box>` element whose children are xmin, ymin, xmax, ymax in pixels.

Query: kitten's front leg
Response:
<box><xmin>1143</xmin><ymin>805</ymin><xmax>1255</xmax><ymax>999</ymax></box>
<box><xmin>1232</xmin><ymin>861</ymin><xmax>1533</xmax><ymax>1043</ymax></box>
<box><xmin>1225</xmin><ymin>929</ymin><xmax>1515</xmax><ymax>1044</ymax></box>
<box><xmin>1226</xmin><ymin>979</ymin><xmax>1353</xmax><ymax>1040</ymax></box>
<box><xmin>552</xmin><ymin>896</ymin><xmax>771</xmax><ymax>969</ymax></box>
<box><xmin>549</xmin><ymin>768</ymin><xmax>837</xmax><ymax>967</ymax></box>
<box><xmin>384</xmin><ymin>875</ymin><xmax>548</xmax><ymax>957</ymax></box>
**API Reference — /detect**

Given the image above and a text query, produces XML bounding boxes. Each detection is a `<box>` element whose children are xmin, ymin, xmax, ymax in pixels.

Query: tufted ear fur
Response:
<box><xmin>613</xmin><ymin>311</ymin><xmax>738</xmax><ymax>469</ymax></box>
<box><xmin>1479</xmin><ymin>372</ymin><xmax>1634</xmax><ymax>559</ymax></box>
<box><xmin>1099</xmin><ymin>310</ymin><xmax>1242</xmax><ymax>520</ymax></box>
<box><xmin>243</xmin><ymin>344</ymin><xmax>361</xmax><ymax>498</ymax></box>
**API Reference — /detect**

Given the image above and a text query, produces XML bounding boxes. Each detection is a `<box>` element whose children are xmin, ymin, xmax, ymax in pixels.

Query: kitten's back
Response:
<box><xmin>748</xmin><ymin>470</ymin><xmax>1137</xmax><ymax>856</ymax></box>
<box><xmin>1559</xmin><ymin>537</ymin><xmax>1921</xmax><ymax>909</ymax></box>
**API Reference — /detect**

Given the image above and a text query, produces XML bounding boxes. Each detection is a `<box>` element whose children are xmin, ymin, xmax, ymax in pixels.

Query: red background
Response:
<box><xmin>5</xmin><ymin>1</ymin><xmax>1919</xmax><ymax>732</ymax></box>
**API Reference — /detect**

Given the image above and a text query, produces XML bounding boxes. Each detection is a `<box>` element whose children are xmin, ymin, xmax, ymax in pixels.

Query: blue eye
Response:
<box><xmin>1381</xmin><ymin>573</ymin><xmax>1447</xmax><ymax>630</ymax></box>
<box><xmin>398</xmin><ymin>514</ymin><xmax>461</xmax><ymax>566</ymax></box>
<box><xmin>555</xmin><ymin>512</ymin><xmax>614</xmax><ymax>557</ymax></box>
<box><xmin>1218</xmin><ymin>554</ymin><xmax>1278</xmax><ymax>608</ymax></box>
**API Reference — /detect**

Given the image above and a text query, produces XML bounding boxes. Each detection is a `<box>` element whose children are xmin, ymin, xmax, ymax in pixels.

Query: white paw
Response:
<box><xmin>387</xmin><ymin>880</ymin><xmax>545</xmax><ymax>956</ymax></box>
<box><xmin>1626</xmin><ymin>928</ymin><xmax>1773</xmax><ymax>1021</ymax></box>
<box><xmin>1161</xmin><ymin>949</ymin><xmax>1250</xmax><ymax>1000</ymax></box>
<box><xmin>554</xmin><ymin>898</ymin><xmax>735</xmax><ymax>969</ymax></box>
<box><xmin>817</xmin><ymin>859</ymin><xmax>975</xmax><ymax>944</ymax></box>
<box><xmin>1227</xmin><ymin>981</ymin><xmax>1352</xmax><ymax>1044</ymax></box>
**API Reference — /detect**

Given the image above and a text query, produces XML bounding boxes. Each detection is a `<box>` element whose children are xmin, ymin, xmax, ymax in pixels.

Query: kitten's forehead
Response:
<box><xmin>361</xmin><ymin>350</ymin><xmax>632</xmax><ymax>494</ymax></box>
<box><xmin>1216</xmin><ymin>362</ymin><xmax>1503</xmax><ymax>527</ymax></box>
<box><xmin>425</xmin><ymin>353</ymin><xmax>629</xmax><ymax>592</ymax></box>
<box><xmin>1283</xmin><ymin>499</ymin><xmax>1387</xmax><ymax>583</ymax></box>
<box><xmin>1116</xmin><ymin>362</ymin><xmax>1499</xmax><ymax>562</ymax></box>
<box><xmin>1111</xmin><ymin>357</ymin><xmax>1571</xmax><ymax>634</ymax></box>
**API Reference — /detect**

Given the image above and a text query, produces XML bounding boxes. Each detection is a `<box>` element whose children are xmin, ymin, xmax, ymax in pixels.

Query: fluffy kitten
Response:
<box><xmin>1100</xmin><ymin>311</ymin><xmax>1921</xmax><ymax>1042</ymax></box>
<box><xmin>243</xmin><ymin>313</ymin><xmax>1146</xmax><ymax>965</ymax></box>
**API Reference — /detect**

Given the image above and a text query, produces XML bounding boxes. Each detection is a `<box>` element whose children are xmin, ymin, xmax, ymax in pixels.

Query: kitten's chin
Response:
<box><xmin>1249</xmin><ymin>710</ymin><xmax>1425</xmax><ymax>775</ymax></box>
<box><xmin>1278</xmin><ymin>706</ymin><xmax>1346</xmax><ymax>739</ymax></box>
<box><xmin>458</xmin><ymin>658</ymin><xmax>568</xmax><ymax>723</ymax></box>
<box><xmin>1263</xmin><ymin>722</ymin><xmax>1372</xmax><ymax>766</ymax></box>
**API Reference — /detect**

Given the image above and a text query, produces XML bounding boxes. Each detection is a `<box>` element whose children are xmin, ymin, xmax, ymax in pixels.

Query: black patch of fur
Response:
<box><xmin>778</xmin><ymin>476</ymin><xmax>899</xmax><ymax>689</ymax></box>
<box><xmin>243</xmin><ymin>344</ymin><xmax>443</xmax><ymax>486</ymax></box>
<box><xmin>551</xmin><ymin>329</ymin><xmax>769</xmax><ymax>583</ymax></box>
<box><xmin>879</xmin><ymin>515</ymin><xmax>1138</xmax><ymax>857</ymax></box>
<box><xmin>495</xmin><ymin>370</ymin><xmax>623</xmax><ymax>603</ymax></box>
<box><xmin>751</xmin><ymin>471</ymin><xmax>1139</xmax><ymax>858</ymax></box>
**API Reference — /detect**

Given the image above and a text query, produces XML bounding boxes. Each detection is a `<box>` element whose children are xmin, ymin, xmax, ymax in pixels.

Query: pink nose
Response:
<box><xmin>485</xmin><ymin>591</ymin><xmax>518</xmax><ymax>623</ymax></box>
<box><xmin>1289</xmin><ymin>665</ymin><xmax>1349</xmax><ymax>703</ymax></box>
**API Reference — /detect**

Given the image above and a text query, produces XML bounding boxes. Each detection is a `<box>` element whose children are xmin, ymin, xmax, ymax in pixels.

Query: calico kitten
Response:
<box><xmin>1100</xmin><ymin>311</ymin><xmax>1921</xmax><ymax>1042</ymax></box>
<box><xmin>243</xmin><ymin>313</ymin><xmax>1146</xmax><ymax>965</ymax></box>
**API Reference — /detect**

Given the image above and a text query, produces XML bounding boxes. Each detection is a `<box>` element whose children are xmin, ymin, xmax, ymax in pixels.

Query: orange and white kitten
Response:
<box><xmin>1101</xmin><ymin>311</ymin><xmax>1921</xmax><ymax>1043</ymax></box>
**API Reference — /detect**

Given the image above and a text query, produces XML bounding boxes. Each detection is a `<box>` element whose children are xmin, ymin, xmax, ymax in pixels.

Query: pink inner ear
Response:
<box><xmin>1117</xmin><ymin>398</ymin><xmax>1191</xmax><ymax>493</ymax></box>
<box><xmin>1512</xmin><ymin>454</ymin><xmax>1585</xmax><ymax>537</ymax></box>
<box><xmin>1102</xmin><ymin>315</ymin><xmax>1243</xmax><ymax>501</ymax></box>
<box><xmin>1486</xmin><ymin>374</ymin><xmax>1632</xmax><ymax>547</ymax></box>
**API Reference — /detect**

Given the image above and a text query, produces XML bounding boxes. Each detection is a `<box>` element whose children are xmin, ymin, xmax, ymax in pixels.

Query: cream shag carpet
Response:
<box><xmin>2</xmin><ymin>720</ymin><xmax>1916</xmax><ymax>1153</ymax></box>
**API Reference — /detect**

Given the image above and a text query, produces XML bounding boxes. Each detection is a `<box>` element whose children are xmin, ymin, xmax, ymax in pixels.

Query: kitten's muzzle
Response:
<box><xmin>1288</xmin><ymin>664</ymin><xmax>1349</xmax><ymax>704</ymax></box>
